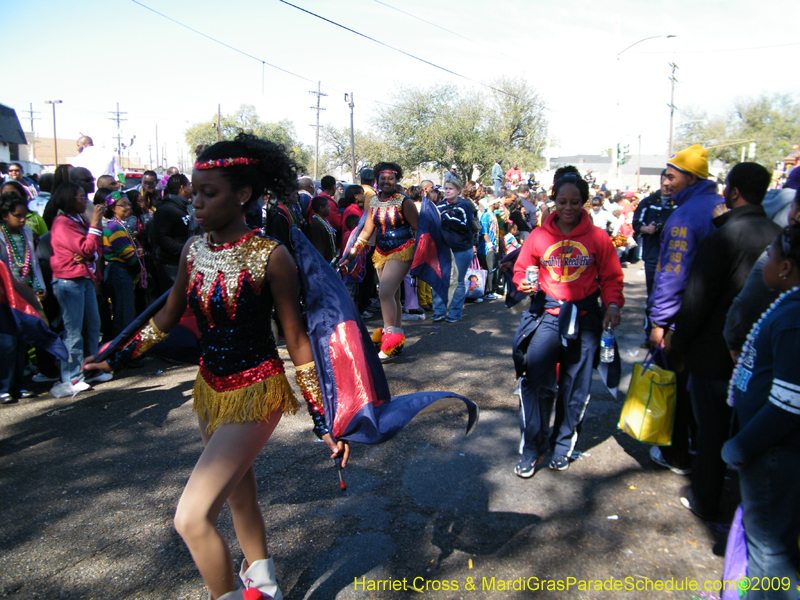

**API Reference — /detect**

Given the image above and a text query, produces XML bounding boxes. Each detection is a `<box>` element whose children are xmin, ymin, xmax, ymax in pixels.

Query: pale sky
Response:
<box><xmin>4</xmin><ymin>0</ymin><xmax>799</xmax><ymax>173</ymax></box>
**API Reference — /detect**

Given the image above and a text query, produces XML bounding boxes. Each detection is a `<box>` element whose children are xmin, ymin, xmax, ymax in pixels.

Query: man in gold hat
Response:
<box><xmin>647</xmin><ymin>144</ymin><xmax>727</xmax><ymax>474</ymax></box>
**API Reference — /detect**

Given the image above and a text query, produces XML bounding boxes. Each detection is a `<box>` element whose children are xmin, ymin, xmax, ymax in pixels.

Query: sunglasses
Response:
<box><xmin>8</xmin><ymin>169</ymin><xmax>21</xmax><ymax>173</ymax></box>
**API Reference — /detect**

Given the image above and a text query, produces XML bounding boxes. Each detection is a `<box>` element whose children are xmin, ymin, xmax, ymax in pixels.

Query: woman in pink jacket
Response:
<box><xmin>49</xmin><ymin>182</ymin><xmax>107</xmax><ymax>391</ymax></box>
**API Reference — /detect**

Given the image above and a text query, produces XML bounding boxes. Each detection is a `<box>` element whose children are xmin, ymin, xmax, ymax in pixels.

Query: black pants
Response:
<box><xmin>657</xmin><ymin>352</ymin><xmax>695</xmax><ymax>471</ymax></box>
<box><xmin>689</xmin><ymin>374</ymin><xmax>733</xmax><ymax>515</ymax></box>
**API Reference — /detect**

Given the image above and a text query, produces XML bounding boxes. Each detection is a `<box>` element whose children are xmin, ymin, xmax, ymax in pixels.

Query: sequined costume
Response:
<box><xmin>370</xmin><ymin>193</ymin><xmax>415</xmax><ymax>269</ymax></box>
<box><xmin>184</xmin><ymin>230</ymin><xmax>301</xmax><ymax>433</ymax></box>
<box><xmin>106</xmin><ymin>229</ymin><xmax>333</xmax><ymax>436</ymax></box>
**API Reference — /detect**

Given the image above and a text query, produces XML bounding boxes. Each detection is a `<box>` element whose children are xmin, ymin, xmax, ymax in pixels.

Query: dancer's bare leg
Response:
<box><xmin>174</xmin><ymin>411</ymin><xmax>281</xmax><ymax>599</ymax></box>
<box><xmin>377</xmin><ymin>259</ymin><xmax>410</xmax><ymax>330</ymax></box>
<box><xmin>198</xmin><ymin>417</ymin><xmax>278</xmax><ymax>570</ymax></box>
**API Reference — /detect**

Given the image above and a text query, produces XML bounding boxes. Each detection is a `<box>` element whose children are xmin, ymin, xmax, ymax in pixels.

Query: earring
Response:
<box><xmin>780</xmin><ymin>273</ymin><xmax>787</xmax><ymax>279</ymax></box>
<box><xmin>240</xmin><ymin>201</ymin><xmax>245</xmax><ymax>206</ymax></box>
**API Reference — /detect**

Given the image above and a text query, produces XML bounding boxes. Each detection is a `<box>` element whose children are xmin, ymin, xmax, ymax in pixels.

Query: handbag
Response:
<box><xmin>464</xmin><ymin>256</ymin><xmax>487</xmax><ymax>299</ymax></box>
<box><xmin>618</xmin><ymin>348</ymin><xmax>677</xmax><ymax>445</ymax></box>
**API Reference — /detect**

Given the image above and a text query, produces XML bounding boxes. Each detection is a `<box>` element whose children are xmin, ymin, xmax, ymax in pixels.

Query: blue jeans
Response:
<box><xmin>493</xmin><ymin>180</ymin><xmax>502</xmax><ymax>197</ymax></box>
<box><xmin>53</xmin><ymin>278</ymin><xmax>100</xmax><ymax>383</ymax></box>
<box><xmin>105</xmin><ymin>262</ymin><xmax>137</xmax><ymax>338</ymax></box>
<box><xmin>739</xmin><ymin>444</ymin><xmax>800</xmax><ymax>599</ymax></box>
<box><xmin>432</xmin><ymin>248</ymin><xmax>474</xmax><ymax>321</ymax></box>
<box><xmin>0</xmin><ymin>333</ymin><xmax>26</xmax><ymax>395</ymax></box>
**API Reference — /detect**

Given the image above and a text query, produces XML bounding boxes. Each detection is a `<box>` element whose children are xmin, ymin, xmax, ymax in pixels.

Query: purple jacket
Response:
<box><xmin>647</xmin><ymin>179</ymin><xmax>727</xmax><ymax>326</ymax></box>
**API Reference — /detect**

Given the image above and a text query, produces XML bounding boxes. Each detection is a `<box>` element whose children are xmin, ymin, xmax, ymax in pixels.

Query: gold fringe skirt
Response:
<box><xmin>192</xmin><ymin>372</ymin><xmax>299</xmax><ymax>434</ymax></box>
<box><xmin>373</xmin><ymin>241</ymin><xmax>415</xmax><ymax>270</ymax></box>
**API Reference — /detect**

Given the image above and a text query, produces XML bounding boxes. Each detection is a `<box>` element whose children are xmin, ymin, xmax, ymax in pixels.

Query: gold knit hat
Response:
<box><xmin>667</xmin><ymin>145</ymin><xmax>709</xmax><ymax>179</ymax></box>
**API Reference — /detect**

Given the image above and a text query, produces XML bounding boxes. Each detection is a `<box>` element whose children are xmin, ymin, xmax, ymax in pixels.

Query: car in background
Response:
<box><xmin>123</xmin><ymin>172</ymin><xmax>143</xmax><ymax>190</ymax></box>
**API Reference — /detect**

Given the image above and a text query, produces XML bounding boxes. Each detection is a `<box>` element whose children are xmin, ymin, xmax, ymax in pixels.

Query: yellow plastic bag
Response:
<box><xmin>618</xmin><ymin>350</ymin><xmax>676</xmax><ymax>446</ymax></box>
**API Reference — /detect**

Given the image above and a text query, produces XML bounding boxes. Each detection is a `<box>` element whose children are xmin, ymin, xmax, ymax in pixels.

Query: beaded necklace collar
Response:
<box><xmin>727</xmin><ymin>286</ymin><xmax>800</xmax><ymax>406</ymax></box>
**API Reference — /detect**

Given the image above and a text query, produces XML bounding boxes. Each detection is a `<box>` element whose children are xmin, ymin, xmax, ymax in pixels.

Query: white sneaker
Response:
<box><xmin>85</xmin><ymin>372</ymin><xmax>113</xmax><ymax>384</ymax></box>
<box><xmin>401</xmin><ymin>312</ymin><xmax>426</xmax><ymax>321</ymax></box>
<box><xmin>360</xmin><ymin>310</ymin><xmax>373</xmax><ymax>319</ymax></box>
<box><xmin>32</xmin><ymin>373</ymin><xmax>59</xmax><ymax>383</ymax></box>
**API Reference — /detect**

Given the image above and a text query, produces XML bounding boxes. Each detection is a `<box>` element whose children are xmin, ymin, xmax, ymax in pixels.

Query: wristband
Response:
<box><xmin>295</xmin><ymin>361</ymin><xmax>330</xmax><ymax>439</ymax></box>
<box><xmin>349</xmin><ymin>237</ymin><xmax>368</xmax><ymax>257</ymax></box>
<box><xmin>106</xmin><ymin>318</ymin><xmax>169</xmax><ymax>372</ymax></box>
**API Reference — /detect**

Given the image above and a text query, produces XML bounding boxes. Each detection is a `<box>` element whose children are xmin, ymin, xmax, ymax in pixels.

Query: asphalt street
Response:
<box><xmin>0</xmin><ymin>264</ymin><xmax>740</xmax><ymax>599</ymax></box>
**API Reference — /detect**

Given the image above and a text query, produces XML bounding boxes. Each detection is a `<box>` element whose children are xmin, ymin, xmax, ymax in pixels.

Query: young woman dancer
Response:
<box><xmin>84</xmin><ymin>133</ymin><xmax>348</xmax><ymax>600</ymax></box>
<box><xmin>343</xmin><ymin>162</ymin><xmax>418</xmax><ymax>360</ymax></box>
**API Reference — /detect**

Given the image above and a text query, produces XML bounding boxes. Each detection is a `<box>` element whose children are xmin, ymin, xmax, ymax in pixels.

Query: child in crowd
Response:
<box><xmin>0</xmin><ymin>193</ymin><xmax>43</xmax><ymax>403</ymax></box>
<box><xmin>723</xmin><ymin>225</ymin><xmax>800</xmax><ymax>592</ymax></box>
<box><xmin>309</xmin><ymin>195</ymin><xmax>338</xmax><ymax>263</ymax></box>
<box><xmin>504</xmin><ymin>221</ymin><xmax>521</xmax><ymax>254</ymax></box>
<box><xmin>341</xmin><ymin>213</ymin><xmax>365</xmax><ymax>305</ymax></box>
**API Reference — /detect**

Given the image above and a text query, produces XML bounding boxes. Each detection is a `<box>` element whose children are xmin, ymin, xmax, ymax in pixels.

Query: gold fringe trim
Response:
<box><xmin>192</xmin><ymin>372</ymin><xmax>299</xmax><ymax>434</ymax></box>
<box><xmin>373</xmin><ymin>243</ymin><xmax>415</xmax><ymax>269</ymax></box>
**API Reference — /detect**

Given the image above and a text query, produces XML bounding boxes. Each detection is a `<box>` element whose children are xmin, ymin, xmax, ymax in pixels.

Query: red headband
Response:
<box><xmin>194</xmin><ymin>157</ymin><xmax>261</xmax><ymax>170</ymax></box>
<box><xmin>378</xmin><ymin>169</ymin><xmax>397</xmax><ymax>175</ymax></box>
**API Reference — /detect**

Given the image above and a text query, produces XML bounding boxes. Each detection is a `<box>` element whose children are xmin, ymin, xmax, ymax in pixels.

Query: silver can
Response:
<box><xmin>525</xmin><ymin>266</ymin><xmax>539</xmax><ymax>287</ymax></box>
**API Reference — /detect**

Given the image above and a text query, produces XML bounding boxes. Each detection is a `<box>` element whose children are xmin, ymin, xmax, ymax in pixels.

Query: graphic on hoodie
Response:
<box><xmin>540</xmin><ymin>240</ymin><xmax>595</xmax><ymax>283</ymax></box>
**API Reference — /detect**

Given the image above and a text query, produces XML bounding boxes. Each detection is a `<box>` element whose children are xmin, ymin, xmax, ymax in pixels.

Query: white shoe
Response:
<box><xmin>360</xmin><ymin>310</ymin><xmax>373</xmax><ymax>319</ymax></box>
<box><xmin>32</xmin><ymin>372</ymin><xmax>59</xmax><ymax>383</ymax></box>
<box><xmin>649</xmin><ymin>446</ymin><xmax>691</xmax><ymax>475</ymax></box>
<box><xmin>85</xmin><ymin>372</ymin><xmax>113</xmax><ymax>384</ymax></box>
<box><xmin>401</xmin><ymin>312</ymin><xmax>426</xmax><ymax>321</ymax></box>
<box><xmin>240</xmin><ymin>557</ymin><xmax>283</xmax><ymax>600</ymax></box>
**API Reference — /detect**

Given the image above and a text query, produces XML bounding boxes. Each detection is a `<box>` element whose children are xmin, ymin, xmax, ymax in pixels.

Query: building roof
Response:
<box><xmin>0</xmin><ymin>104</ymin><xmax>27</xmax><ymax>145</ymax></box>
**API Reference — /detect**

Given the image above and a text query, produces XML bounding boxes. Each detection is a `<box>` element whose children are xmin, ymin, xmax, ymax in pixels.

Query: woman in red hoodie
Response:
<box><xmin>511</xmin><ymin>171</ymin><xmax>624</xmax><ymax>477</ymax></box>
<box><xmin>50</xmin><ymin>182</ymin><xmax>106</xmax><ymax>391</ymax></box>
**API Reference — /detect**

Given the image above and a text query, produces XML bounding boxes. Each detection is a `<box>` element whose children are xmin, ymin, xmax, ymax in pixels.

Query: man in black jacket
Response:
<box><xmin>152</xmin><ymin>173</ymin><xmax>194</xmax><ymax>293</ymax></box>
<box><xmin>670</xmin><ymin>162</ymin><xmax>780</xmax><ymax>520</ymax></box>
<box><xmin>632</xmin><ymin>170</ymin><xmax>675</xmax><ymax>297</ymax></box>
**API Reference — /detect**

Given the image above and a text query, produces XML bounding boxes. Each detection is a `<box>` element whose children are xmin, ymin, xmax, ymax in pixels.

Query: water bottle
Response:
<box><xmin>600</xmin><ymin>326</ymin><xmax>615</xmax><ymax>363</ymax></box>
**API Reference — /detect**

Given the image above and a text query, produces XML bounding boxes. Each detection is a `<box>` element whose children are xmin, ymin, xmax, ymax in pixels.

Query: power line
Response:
<box><xmin>373</xmin><ymin>0</ymin><xmax>517</xmax><ymax>61</ymax></box>
<box><xmin>277</xmin><ymin>0</ymin><xmax>517</xmax><ymax>99</ymax></box>
<box><xmin>129</xmin><ymin>0</ymin><xmax>397</xmax><ymax>110</ymax></box>
<box><xmin>132</xmin><ymin>0</ymin><xmax>316</xmax><ymax>83</ymax></box>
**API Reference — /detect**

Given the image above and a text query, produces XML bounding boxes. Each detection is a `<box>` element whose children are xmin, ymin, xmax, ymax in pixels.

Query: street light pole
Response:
<box><xmin>613</xmin><ymin>34</ymin><xmax>676</xmax><ymax>187</ymax></box>
<box><xmin>345</xmin><ymin>93</ymin><xmax>356</xmax><ymax>183</ymax></box>
<box><xmin>44</xmin><ymin>100</ymin><xmax>63</xmax><ymax>167</ymax></box>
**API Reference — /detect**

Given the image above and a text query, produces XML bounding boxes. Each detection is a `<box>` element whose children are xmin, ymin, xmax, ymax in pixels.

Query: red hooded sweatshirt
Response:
<box><xmin>513</xmin><ymin>209</ymin><xmax>624</xmax><ymax>314</ymax></box>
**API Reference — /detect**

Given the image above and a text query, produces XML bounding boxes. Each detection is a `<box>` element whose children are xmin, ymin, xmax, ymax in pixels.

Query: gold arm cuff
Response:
<box><xmin>295</xmin><ymin>362</ymin><xmax>324</xmax><ymax>414</ymax></box>
<box><xmin>133</xmin><ymin>318</ymin><xmax>170</xmax><ymax>359</ymax></box>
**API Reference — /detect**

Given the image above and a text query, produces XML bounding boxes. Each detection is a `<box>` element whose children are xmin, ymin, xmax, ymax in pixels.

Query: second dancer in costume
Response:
<box><xmin>344</xmin><ymin>162</ymin><xmax>418</xmax><ymax>360</ymax></box>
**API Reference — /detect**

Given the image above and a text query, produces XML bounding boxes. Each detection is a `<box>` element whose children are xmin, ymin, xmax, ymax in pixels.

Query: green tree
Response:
<box><xmin>185</xmin><ymin>104</ymin><xmax>312</xmax><ymax>172</ymax></box>
<box><xmin>373</xmin><ymin>79</ymin><xmax>548</xmax><ymax>184</ymax></box>
<box><xmin>675</xmin><ymin>94</ymin><xmax>800</xmax><ymax>171</ymax></box>
<box><xmin>320</xmin><ymin>125</ymin><xmax>392</xmax><ymax>179</ymax></box>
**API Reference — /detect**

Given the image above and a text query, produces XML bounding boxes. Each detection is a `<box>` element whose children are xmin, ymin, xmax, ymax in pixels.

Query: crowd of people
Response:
<box><xmin>2</xmin><ymin>135</ymin><xmax>799</xmax><ymax>599</ymax></box>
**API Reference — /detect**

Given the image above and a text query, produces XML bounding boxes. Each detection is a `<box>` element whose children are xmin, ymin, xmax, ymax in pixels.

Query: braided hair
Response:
<box><xmin>776</xmin><ymin>223</ymin><xmax>800</xmax><ymax>269</ymax></box>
